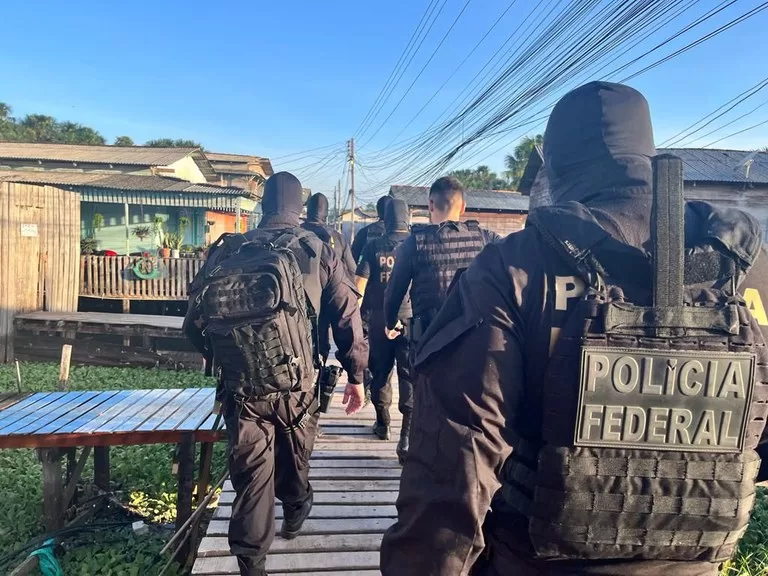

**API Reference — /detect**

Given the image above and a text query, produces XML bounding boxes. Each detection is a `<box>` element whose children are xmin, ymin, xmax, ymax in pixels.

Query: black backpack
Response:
<box><xmin>191</xmin><ymin>230</ymin><xmax>318</xmax><ymax>398</ymax></box>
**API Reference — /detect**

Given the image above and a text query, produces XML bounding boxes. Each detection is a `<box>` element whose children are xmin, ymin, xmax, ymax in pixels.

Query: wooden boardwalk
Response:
<box><xmin>193</xmin><ymin>390</ymin><xmax>403</xmax><ymax>576</ymax></box>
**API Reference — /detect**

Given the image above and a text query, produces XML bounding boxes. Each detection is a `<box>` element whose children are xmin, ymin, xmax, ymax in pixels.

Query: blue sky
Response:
<box><xmin>1</xmin><ymin>0</ymin><xmax>767</xmax><ymax>204</ymax></box>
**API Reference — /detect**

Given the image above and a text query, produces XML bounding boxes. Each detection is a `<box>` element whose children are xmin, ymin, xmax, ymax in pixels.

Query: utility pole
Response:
<box><xmin>348</xmin><ymin>137</ymin><xmax>356</xmax><ymax>236</ymax></box>
<box><xmin>336</xmin><ymin>179</ymin><xmax>342</xmax><ymax>231</ymax></box>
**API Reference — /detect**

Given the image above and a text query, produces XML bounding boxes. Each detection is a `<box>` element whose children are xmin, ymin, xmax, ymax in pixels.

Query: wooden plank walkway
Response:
<box><xmin>192</xmin><ymin>389</ymin><xmax>402</xmax><ymax>576</ymax></box>
<box><xmin>0</xmin><ymin>387</ymin><xmax>221</xmax><ymax>448</ymax></box>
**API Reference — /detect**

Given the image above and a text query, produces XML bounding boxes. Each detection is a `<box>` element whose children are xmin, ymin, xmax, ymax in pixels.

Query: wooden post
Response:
<box><xmin>124</xmin><ymin>202</ymin><xmax>130</xmax><ymax>256</ymax></box>
<box><xmin>39</xmin><ymin>448</ymin><xmax>64</xmax><ymax>531</ymax></box>
<box><xmin>196</xmin><ymin>442</ymin><xmax>214</xmax><ymax>506</ymax></box>
<box><xmin>94</xmin><ymin>447</ymin><xmax>110</xmax><ymax>491</ymax></box>
<box><xmin>175</xmin><ymin>433</ymin><xmax>196</xmax><ymax>561</ymax></box>
<box><xmin>14</xmin><ymin>360</ymin><xmax>22</xmax><ymax>393</ymax></box>
<box><xmin>58</xmin><ymin>344</ymin><xmax>72</xmax><ymax>391</ymax></box>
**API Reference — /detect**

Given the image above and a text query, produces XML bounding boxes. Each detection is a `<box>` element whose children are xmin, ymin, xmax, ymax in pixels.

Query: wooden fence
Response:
<box><xmin>0</xmin><ymin>182</ymin><xmax>81</xmax><ymax>363</ymax></box>
<box><xmin>80</xmin><ymin>255</ymin><xmax>204</xmax><ymax>300</ymax></box>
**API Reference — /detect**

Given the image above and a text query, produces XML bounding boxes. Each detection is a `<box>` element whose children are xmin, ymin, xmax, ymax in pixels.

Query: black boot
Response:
<box><xmin>280</xmin><ymin>486</ymin><xmax>313</xmax><ymax>540</ymax></box>
<box><xmin>373</xmin><ymin>407</ymin><xmax>390</xmax><ymax>440</ymax></box>
<box><xmin>397</xmin><ymin>412</ymin><xmax>412</xmax><ymax>466</ymax></box>
<box><xmin>237</xmin><ymin>555</ymin><xmax>268</xmax><ymax>576</ymax></box>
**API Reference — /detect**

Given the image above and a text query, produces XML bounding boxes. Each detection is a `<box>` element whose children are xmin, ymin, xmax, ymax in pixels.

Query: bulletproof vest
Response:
<box><xmin>372</xmin><ymin>232</ymin><xmax>412</xmax><ymax>320</ymax></box>
<box><xmin>498</xmin><ymin>156</ymin><xmax>768</xmax><ymax>563</ymax></box>
<box><xmin>246</xmin><ymin>227</ymin><xmax>323</xmax><ymax>314</ymax></box>
<box><xmin>411</xmin><ymin>221</ymin><xmax>485</xmax><ymax>318</ymax></box>
<box><xmin>364</xmin><ymin>220</ymin><xmax>386</xmax><ymax>243</ymax></box>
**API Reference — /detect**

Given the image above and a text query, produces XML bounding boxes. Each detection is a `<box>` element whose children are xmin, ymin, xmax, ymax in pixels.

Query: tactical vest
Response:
<box><xmin>365</xmin><ymin>220</ymin><xmax>386</xmax><ymax>243</ymax></box>
<box><xmin>372</xmin><ymin>232</ymin><xmax>412</xmax><ymax>320</ymax></box>
<box><xmin>411</xmin><ymin>221</ymin><xmax>485</xmax><ymax>319</ymax></box>
<box><xmin>499</xmin><ymin>156</ymin><xmax>768</xmax><ymax>563</ymax></box>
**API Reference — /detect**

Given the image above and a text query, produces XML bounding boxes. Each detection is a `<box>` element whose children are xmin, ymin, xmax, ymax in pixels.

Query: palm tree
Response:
<box><xmin>505</xmin><ymin>134</ymin><xmax>543</xmax><ymax>189</ymax></box>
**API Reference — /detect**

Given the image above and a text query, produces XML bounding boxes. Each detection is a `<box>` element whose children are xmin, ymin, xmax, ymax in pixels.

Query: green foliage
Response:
<box><xmin>81</xmin><ymin>237</ymin><xmax>98</xmax><ymax>255</ymax></box>
<box><xmin>448</xmin><ymin>165</ymin><xmax>509</xmax><ymax>190</ymax></box>
<box><xmin>0</xmin><ymin>364</ymin><xmax>224</xmax><ymax>574</ymax></box>
<box><xmin>504</xmin><ymin>134</ymin><xmax>543</xmax><ymax>189</ymax></box>
<box><xmin>113</xmin><ymin>136</ymin><xmax>135</xmax><ymax>147</ymax></box>
<box><xmin>92</xmin><ymin>213</ymin><xmax>105</xmax><ymax>231</ymax></box>
<box><xmin>144</xmin><ymin>138</ymin><xmax>203</xmax><ymax>150</ymax></box>
<box><xmin>164</xmin><ymin>232</ymin><xmax>184</xmax><ymax>251</ymax></box>
<box><xmin>0</xmin><ymin>103</ymin><xmax>107</xmax><ymax>145</ymax></box>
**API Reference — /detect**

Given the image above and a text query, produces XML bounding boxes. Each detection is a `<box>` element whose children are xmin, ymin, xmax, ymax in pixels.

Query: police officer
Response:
<box><xmin>351</xmin><ymin>195</ymin><xmax>393</xmax><ymax>262</ymax></box>
<box><xmin>355</xmin><ymin>198</ymin><xmax>414</xmax><ymax>463</ymax></box>
<box><xmin>380</xmin><ymin>82</ymin><xmax>768</xmax><ymax>576</ymax></box>
<box><xmin>185</xmin><ymin>172</ymin><xmax>367</xmax><ymax>576</ymax></box>
<box><xmin>384</xmin><ymin>176</ymin><xmax>492</xmax><ymax>355</ymax></box>
<box><xmin>302</xmin><ymin>192</ymin><xmax>357</xmax><ymax>362</ymax></box>
<box><xmin>302</xmin><ymin>192</ymin><xmax>356</xmax><ymax>278</ymax></box>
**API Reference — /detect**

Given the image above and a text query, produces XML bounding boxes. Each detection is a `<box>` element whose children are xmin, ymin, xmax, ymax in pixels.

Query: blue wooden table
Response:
<box><xmin>0</xmin><ymin>388</ymin><xmax>225</xmax><ymax>531</ymax></box>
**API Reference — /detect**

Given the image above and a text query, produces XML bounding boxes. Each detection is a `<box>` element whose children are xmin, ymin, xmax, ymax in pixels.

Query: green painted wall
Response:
<box><xmin>81</xmin><ymin>202</ymin><xmax>204</xmax><ymax>254</ymax></box>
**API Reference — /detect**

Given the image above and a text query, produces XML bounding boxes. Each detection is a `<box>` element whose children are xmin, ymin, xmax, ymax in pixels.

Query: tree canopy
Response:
<box><xmin>448</xmin><ymin>165</ymin><xmax>509</xmax><ymax>190</ymax></box>
<box><xmin>0</xmin><ymin>101</ymin><xmax>204</xmax><ymax>149</ymax></box>
<box><xmin>144</xmin><ymin>138</ymin><xmax>203</xmax><ymax>149</ymax></box>
<box><xmin>505</xmin><ymin>134</ymin><xmax>543</xmax><ymax>188</ymax></box>
<box><xmin>0</xmin><ymin>104</ymin><xmax>107</xmax><ymax>145</ymax></box>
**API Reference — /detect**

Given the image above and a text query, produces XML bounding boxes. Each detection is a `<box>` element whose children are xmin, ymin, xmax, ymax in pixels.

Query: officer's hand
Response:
<box><xmin>342</xmin><ymin>383</ymin><xmax>365</xmax><ymax>415</ymax></box>
<box><xmin>385</xmin><ymin>321</ymin><xmax>403</xmax><ymax>340</ymax></box>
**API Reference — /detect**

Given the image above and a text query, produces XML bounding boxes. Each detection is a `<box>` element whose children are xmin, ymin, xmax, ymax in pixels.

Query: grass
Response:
<box><xmin>0</xmin><ymin>363</ymin><xmax>226</xmax><ymax>576</ymax></box>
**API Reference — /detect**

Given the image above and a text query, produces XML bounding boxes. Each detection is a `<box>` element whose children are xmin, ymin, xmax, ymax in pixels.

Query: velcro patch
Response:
<box><xmin>575</xmin><ymin>347</ymin><xmax>755</xmax><ymax>453</ymax></box>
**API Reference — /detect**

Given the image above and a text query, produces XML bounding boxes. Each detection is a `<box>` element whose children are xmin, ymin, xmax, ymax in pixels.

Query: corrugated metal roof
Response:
<box><xmin>389</xmin><ymin>185</ymin><xmax>529</xmax><ymax>212</ymax></box>
<box><xmin>0</xmin><ymin>142</ymin><xmax>200</xmax><ymax>166</ymax></box>
<box><xmin>0</xmin><ymin>170</ymin><xmax>245</xmax><ymax>195</ymax></box>
<box><xmin>206</xmin><ymin>151</ymin><xmax>274</xmax><ymax>177</ymax></box>
<box><xmin>662</xmin><ymin>148</ymin><xmax>768</xmax><ymax>184</ymax></box>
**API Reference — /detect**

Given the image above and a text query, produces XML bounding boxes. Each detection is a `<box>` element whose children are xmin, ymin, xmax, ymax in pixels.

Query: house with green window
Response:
<box><xmin>0</xmin><ymin>143</ymin><xmax>257</xmax><ymax>254</ymax></box>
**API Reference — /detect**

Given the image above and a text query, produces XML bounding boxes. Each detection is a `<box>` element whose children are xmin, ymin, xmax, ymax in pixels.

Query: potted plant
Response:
<box><xmin>165</xmin><ymin>232</ymin><xmax>183</xmax><ymax>258</ymax></box>
<box><xmin>178</xmin><ymin>215</ymin><xmax>191</xmax><ymax>239</ymax></box>
<box><xmin>132</xmin><ymin>225</ymin><xmax>152</xmax><ymax>242</ymax></box>
<box><xmin>81</xmin><ymin>237</ymin><xmax>98</xmax><ymax>255</ymax></box>
<box><xmin>92</xmin><ymin>213</ymin><xmax>105</xmax><ymax>233</ymax></box>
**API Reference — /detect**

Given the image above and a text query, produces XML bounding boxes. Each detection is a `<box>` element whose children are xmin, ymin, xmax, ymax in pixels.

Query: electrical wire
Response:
<box><xmin>701</xmin><ymin>117</ymin><xmax>768</xmax><ymax>148</ymax></box>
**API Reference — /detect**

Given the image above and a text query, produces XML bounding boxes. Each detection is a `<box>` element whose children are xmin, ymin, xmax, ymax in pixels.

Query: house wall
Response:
<box><xmin>204</xmin><ymin>211</ymin><xmax>250</xmax><ymax>245</ymax></box>
<box><xmin>0</xmin><ymin>182</ymin><xmax>80</xmax><ymax>362</ymax></box>
<box><xmin>168</xmin><ymin>156</ymin><xmax>207</xmax><ymax>183</ymax></box>
<box><xmin>81</xmin><ymin>202</ymin><xmax>205</xmax><ymax>254</ymax></box>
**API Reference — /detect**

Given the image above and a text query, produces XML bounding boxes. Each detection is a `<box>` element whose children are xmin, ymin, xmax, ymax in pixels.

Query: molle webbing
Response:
<box><xmin>411</xmin><ymin>224</ymin><xmax>485</xmax><ymax>316</ymax></box>
<box><xmin>652</xmin><ymin>155</ymin><xmax>685</xmax><ymax>307</ymax></box>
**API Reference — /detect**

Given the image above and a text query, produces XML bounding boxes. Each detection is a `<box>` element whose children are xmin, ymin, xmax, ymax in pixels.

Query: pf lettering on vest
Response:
<box><xmin>575</xmin><ymin>347</ymin><xmax>755</xmax><ymax>453</ymax></box>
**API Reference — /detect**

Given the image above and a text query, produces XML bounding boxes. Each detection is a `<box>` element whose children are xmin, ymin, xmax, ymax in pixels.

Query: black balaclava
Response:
<box><xmin>544</xmin><ymin>81</ymin><xmax>655</xmax><ymax>206</ymax></box>
<box><xmin>259</xmin><ymin>171</ymin><xmax>304</xmax><ymax>228</ymax></box>
<box><xmin>377</xmin><ymin>196</ymin><xmax>393</xmax><ymax>220</ymax></box>
<box><xmin>306</xmin><ymin>193</ymin><xmax>329</xmax><ymax>224</ymax></box>
<box><xmin>385</xmin><ymin>198</ymin><xmax>409</xmax><ymax>233</ymax></box>
<box><xmin>544</xmin><ymin>81</ymin><xmax>656</xmax><ymax>248</ymax></box>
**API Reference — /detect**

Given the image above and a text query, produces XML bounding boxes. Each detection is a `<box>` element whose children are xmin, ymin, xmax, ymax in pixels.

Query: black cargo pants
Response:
<box><xmin>369</xmin><ymin>313</ymin><xmax>413</xmax><ymax>423</ymax></box>
<box><xmin>223</xmin><ymin>389</ymin><xmax>319</xmax><ymax>573</ymax></box>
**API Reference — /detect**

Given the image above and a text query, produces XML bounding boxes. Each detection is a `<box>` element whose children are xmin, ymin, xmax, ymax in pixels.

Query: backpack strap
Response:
<box><xmin>652</xmin><ymin>154</ymin><xmax>685</xmax><ymax>307</ymax></box>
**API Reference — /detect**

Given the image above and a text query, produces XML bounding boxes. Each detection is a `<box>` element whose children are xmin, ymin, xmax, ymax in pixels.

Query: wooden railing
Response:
<box><xmin>80</xmin><ymin>255</ymin><xmax>205</xmax><ymax>300</ymax></box>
